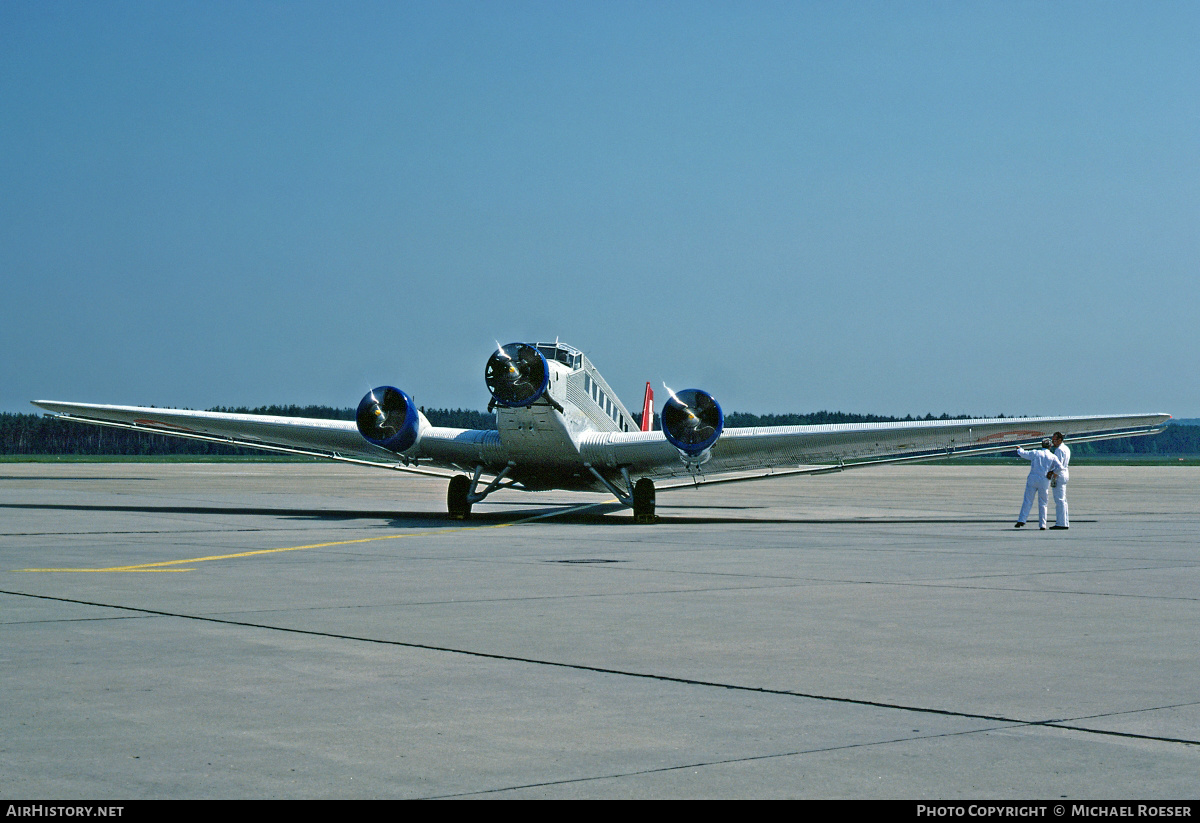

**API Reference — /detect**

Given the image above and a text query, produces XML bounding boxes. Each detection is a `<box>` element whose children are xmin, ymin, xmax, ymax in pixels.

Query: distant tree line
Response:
<box><xmin>1071</xmin><ymin>426</ymin><xmax>1200</xmax><ymax>455</ymax></box>
<box><xmin>630</xmin><ymin>410</ymin><xmax>976</xmax><ymax>430</ymax></box>
<box><xmin>207</xmin><ymin>404</ymin><xmax>355</xmax><ymax>419</ymax></box>
<box><xmin>722</xmin><ymin>410</ymin><xmax>974</xmax><ymax>426</ymax></box>
<box><xmin>1</xmin><ymin>412</ymin><xmax>254</xmax><ymax>456</ymax></box>
<box><xmin>3</xmin><ymin>408</ymin><xmax>1197</xmax><ymax>455</ymax></box>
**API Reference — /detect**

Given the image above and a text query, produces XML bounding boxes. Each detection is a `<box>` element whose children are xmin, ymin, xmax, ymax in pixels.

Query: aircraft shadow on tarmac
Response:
<box><xmin>0</xmin><ymin>501</ymin><xmax>1018</xmax><ymax>528</ymax></box>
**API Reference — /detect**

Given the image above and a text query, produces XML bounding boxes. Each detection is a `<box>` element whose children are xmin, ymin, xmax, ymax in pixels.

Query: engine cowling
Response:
<box><xmin>356</xmin><ymin>386</ymin><xmax>420</xmax><ymax>453</ymax></box>
<box><xmin>485</xmin><ymin>342</ymin><xmax>549</xmax><ymax>408</ymax></box>
<box><xmin>661</xmin><ymin>388</ymin><xmax>724</xmax><ymax>462</ymax></box>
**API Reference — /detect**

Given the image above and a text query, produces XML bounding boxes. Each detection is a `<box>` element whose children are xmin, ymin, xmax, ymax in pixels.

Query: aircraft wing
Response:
<box><xmin>589</xmin><ymin>413</ymin><xmax>1173</xmax><ymax>488</ymax></box>
<box><xmin>33</xmin><ymin>401</ymin><xmax>1171</xmax><ymax>490</ymax></box>
<box><xmin>30</xmin><ymin>400</ymin><xmax>492</xmax><ymax>477</ymax></box>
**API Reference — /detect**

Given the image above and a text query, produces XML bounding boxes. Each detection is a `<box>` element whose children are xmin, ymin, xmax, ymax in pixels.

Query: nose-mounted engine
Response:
<box><xmin>485</xmin><ymin>343</ymin><xmax>549</xmax><ymax>409</ymax></box>
<box><xmin>356</xmin><ymin>386</ymin><xmax>420</xmax><ymax>453</ymax></box>
<box><xmin>661</xmin><ymin>388</ymin><xmax>724</xmax><ymax>467</ymax></box>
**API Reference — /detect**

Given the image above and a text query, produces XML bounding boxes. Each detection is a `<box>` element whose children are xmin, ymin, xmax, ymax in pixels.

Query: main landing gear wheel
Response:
<box><xmin>632</xmin><ymin>478</ymin><xmax>657</xmax><ymax>524</ymax></box>
<box><xmin>447</xmin><ymin>474</ymin><xmax>473</xmax><ymax>520</ymax></box>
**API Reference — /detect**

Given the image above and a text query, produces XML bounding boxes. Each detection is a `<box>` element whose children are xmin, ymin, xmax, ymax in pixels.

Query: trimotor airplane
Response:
<box><xmin>34</xmin><ymin>341</ymin><xmax>1170</xmax><ymax>522</ymax></box>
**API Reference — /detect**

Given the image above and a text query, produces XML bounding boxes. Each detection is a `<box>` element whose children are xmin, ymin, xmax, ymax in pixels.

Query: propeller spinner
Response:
<box><xmin>485</xmin><ymin>343</ymin><xmax>549</xmax><ymax>407</ymax></box>
<box><xmin>661</xmin><ymin>386</ymin><xmax>724</xmax><ymax>456</ymax></box>
<box><xmin>356</xmin><ymin>386</ymin><xmax>420</xmax><ymax>452</ymax></box>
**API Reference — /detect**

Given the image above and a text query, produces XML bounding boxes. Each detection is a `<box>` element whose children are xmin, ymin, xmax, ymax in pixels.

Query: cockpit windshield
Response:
<box><xmin>536</xmin><ymin>344</ymin><xmax>581</xmax><ymax>369</ymax></box>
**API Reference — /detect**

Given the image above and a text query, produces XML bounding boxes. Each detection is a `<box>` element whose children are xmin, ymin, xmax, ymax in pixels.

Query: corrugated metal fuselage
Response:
<box><xmin>496</xmin><ymin>344</ymin><xmax>637</xmax><ymax>491</ymax></box>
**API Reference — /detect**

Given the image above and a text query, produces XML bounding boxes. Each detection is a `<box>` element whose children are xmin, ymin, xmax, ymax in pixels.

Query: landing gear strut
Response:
<box><xmin>583</xmin><ymin>465</ymin><xmax>657</xmax><ymax>524</ymax></box>
<box><xmin>446</xmin><ymin>464</ymin><xmax>517</xmax><ymax>520</ymax></box>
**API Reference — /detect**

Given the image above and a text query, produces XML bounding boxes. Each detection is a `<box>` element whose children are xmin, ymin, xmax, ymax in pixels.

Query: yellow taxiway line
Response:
<box><xmin>17</xmin><ymin>523</ymin><xmax>514</xmax><ymax>573</ymax></box>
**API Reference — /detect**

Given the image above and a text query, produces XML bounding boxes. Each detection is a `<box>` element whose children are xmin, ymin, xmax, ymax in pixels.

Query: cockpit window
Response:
<box><xmin>536</xmin><ymin>345</ymin><xmax>576</xmax><ymax>367</ymax></box>
<box><xmin>537</xmin><ymin>343</ymin><xmax>583</xmax><ymax>369</ymax></box>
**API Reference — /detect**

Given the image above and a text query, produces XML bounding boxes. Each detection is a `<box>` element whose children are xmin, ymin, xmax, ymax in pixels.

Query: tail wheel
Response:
<box><xmin>447</xmin><ymin>475</ymin><xmax>472</xmax><ymax>520</ymax></box>
<box><xmin>632</xmin><ymin>478</ymin><xmax>656</xmax><ymax>524</ymax></box>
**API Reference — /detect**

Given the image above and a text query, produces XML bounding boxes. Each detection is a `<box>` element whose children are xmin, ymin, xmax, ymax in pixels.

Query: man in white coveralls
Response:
<box><xmin>1014</xmin><ymin>438</ymin><xmax>1066</xmax><ymax>530</ymax></box>
<box><xmin>1049</xmin><ymin>431</ymin><xmax>1071</xmax><ymax>530</ymax></box>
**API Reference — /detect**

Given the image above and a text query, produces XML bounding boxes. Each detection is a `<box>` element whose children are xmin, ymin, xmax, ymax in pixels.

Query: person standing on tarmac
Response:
<box><xmin>1050</xmin><ymin>432</ymin><xmax>1071</xmax><ymax>530</ymax></box>
<box><xmin>1015</xmin><ymin>438</ymin><xmax>1066</xmax><ymax>530</ymax></box>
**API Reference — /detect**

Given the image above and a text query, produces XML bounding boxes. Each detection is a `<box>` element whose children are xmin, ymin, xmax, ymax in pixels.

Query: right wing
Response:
<box><xmin>586</xmin><ymin>412</ymin><xmax>1172</xmax><ymax>488</ymax></box>
<box><xmin>31</xmin><ymin>400</ymin><xmax>502</xmax><ymax>477</ymax></box>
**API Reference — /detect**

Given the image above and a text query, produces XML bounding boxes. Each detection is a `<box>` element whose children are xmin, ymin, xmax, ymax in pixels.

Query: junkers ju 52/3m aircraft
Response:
<box><xmin>34</xmin><ymin>341</ymin><xmax>1169</xmax><ymax>522</ymax></box>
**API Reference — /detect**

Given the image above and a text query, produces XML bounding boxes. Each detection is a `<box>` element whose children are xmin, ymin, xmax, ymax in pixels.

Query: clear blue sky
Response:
<box><xmin>3</xmin><ymin>1</ymin><xmax>1196</xmax><ymax>418</ymax></box>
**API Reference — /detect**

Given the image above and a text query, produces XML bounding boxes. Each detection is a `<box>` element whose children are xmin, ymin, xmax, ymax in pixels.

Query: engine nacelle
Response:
<box><xmin>356</xmin><ymin>386</ymin><xmax>420</xmax><ymax>453</ymax></box>
<box><xmin>485</xmin><ymin>342</ymin><xmax>549</xmax><ymax>408</ymax></box>
<box><xmin>661</xmin><ymin>388</ymin><xmax>724</xmax><ymax>463</ymax></box>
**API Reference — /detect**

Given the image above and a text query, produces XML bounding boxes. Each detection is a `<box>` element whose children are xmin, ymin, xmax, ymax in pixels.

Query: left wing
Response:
<box><xmin>583</xmin><ymin>413</ymin><xmax>1172</xmax><ymax>488</ymax></box>
<box><xmin>30</xmin><ymin>400</ymin><xmax>497</xmax><ymax>477</ymax></box>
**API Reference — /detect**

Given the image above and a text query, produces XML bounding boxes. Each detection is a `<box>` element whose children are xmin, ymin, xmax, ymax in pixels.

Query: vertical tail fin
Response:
<box><xmin>640</xmin><ymin>382</ymin><xmax>654</xmax><ymax>431</ymax></box>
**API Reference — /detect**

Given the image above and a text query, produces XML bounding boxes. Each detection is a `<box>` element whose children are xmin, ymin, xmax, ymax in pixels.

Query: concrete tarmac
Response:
<box><xmin>1</xmin><ymin>462</ymin><xmax>1197</xmax><ymax>798</ymax></box>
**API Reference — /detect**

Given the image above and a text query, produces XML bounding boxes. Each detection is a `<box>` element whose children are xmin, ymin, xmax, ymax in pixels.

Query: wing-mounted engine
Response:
<box><xmin>485</xmin><ymin>343</ymin><xmax>549</xmax><ymax>409</ymax></box>
<box><xmin>356</xmin><ymin>386</ymin><xmax>421</xmax><ymax>453</ymax></box>
<box><xmin>661</xmin><ymin>388</ymin><xmax>724</xmax><ymax>468</ymax></box>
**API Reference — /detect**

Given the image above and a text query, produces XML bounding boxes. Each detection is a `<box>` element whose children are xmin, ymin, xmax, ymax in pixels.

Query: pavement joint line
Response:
<box><xmin>886</xmin><ymin>580</ymin><xmax>1200</xmax><ymax>602</ymax></box>
<box><xmin>425</xmin><ymin>722</ymin><xmax>1029</xmax><ymax>798</ymax></box>
<box><xmin>2</xmin><ymin>586</ymin><xmax>1197</xmax><ymax>750</ymax></box>
<box><xmin>433</xmin><ymin>702</ymin><xmax>1200</xmax><ymax>798</ymax></box>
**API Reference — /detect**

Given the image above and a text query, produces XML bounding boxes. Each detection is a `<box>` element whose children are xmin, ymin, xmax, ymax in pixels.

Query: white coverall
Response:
<box><xmin>1052</xmin><ymin>443</ymin><xmax>1071</xmax><ymax>527</ymax></box>
<box><xmin>1016</xmin><ymin>447</ymin><xmax>1066</xmax><ymax>528</ymax></box>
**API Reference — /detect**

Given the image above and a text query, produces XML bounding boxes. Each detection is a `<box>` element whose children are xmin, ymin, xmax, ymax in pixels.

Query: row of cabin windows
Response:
<box><xmin>583</xmin><ymin>373</ymin><xmax>630</xmax><ymax>432</ymax></box>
